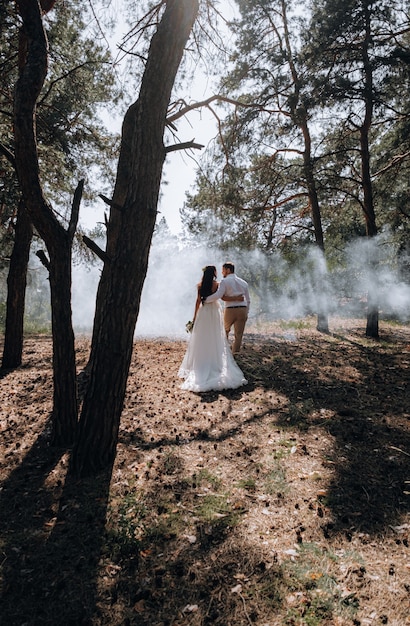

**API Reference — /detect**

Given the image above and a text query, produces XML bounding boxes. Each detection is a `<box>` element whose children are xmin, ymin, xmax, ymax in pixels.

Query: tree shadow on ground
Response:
<box><xmin>1</xmin><ymin>326</ymin><xmax>408</xmax><ymax>624</ymax></box>
<box><xmin>236</xmin><ymin>326</ymin><xmax>410</xmax><ymax>535</ymax></box>
<box><xmin>105</xmin><ymin>516</ymin><xmax>284</xmax><ymax>626</ymax></box>
<box><xmin>119</xmin><ymin>324</ymin><xmax>409</xmax><ymax>537</ymax></box>
<box><xmin>0</xmin><ymin>425</ymin><xmax>112</xmax><ymax>625</ymax></box>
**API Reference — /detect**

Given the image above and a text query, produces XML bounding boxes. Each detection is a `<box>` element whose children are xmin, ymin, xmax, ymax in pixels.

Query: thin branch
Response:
<box><xmin>372</xmin><ymin>151</ymin><xmax>410</xmax><ymax>177</ymax></box>
<box><xmin>250</xmin><ymin>192</ymin><xmax>308</xmax><ymax>212</ymax></box>
<box><xmin>166</xmin><ymin>94</ymin><xmax>283</xmax><ymax>125</ymax></box>
<box><xmin>121</xmin><ymin>1</ymin><xmax>164</xmax><ymax>45</ymax></box>
<box><xmin>165</xmin><ymin>139</ymin><xmax>204</xmax><ymax>153</ymax></box>
<box><xmin>0</xmin><ymin>142</ymin><xmax>16</xmax><ymax>169</ymax></box>
<box><xmin>82</xmin><ymin>235</ymin><xmax>109</xmax><ymax>263</ymax></box>
<box><xmin>98</xmin><ymin>193</ymin><xmax>124</xmax><ymax>212</ymax></box>
<box><xmin>85</xmin><ymin>0</ymin><xmax>111</xmax><ymax>50</ymax></box>
<box><xmin>36</xmin><ymin>249</ymin><xmax>50</xmax><ymax>272</ymax></box>
<box><xmin>68</xmin><ymin>179</ymin><xmax>84</xmax><ymax>240</ymax></box>
<box><xmin>0</xmin><ymin>108</ymin><xmax>13</xmax><ymax>119</ymax></box>
<box><xmin>115</xmin><ymin>45</ymin><xmax>147</xmax><ymax>63</ymax></box>
<box><xmin>114</xmin><ymin>1</ymin><xmax>164</xmax><ymax>64</ymax></box>
<box><xmin>38</xmin><ymin>61</ymin><xmax>105</xmax><ymax>105</ymax></box>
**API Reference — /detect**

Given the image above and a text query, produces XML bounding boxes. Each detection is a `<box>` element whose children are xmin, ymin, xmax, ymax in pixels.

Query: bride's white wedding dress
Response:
<box><xmin>178</xmin><ymin>301</ymin><xmax>248</xmax><ymax>392</ymax></box>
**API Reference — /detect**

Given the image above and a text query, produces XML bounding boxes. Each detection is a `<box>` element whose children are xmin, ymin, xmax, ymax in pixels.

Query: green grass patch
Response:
<box><xmin>194</xmin><ymin>493</ymin><xmax>240</xmax><ymax>529</ymax></box>
<box><xmin>23</xmin><ymin>320</ymin><xmax>52</xmax><ymax>334</ymax></box>
<box><xmin>235</xmin><ymin>476</ymin><xmax>257</xmax><ymax>492</ymax></box>
<box><xmin>193</xmin><ymin>468</ymin><xmax>222</xmax><ymax>490</ymax></box>
<box><xmin>272</xmin><ymin>437</ymin><xmax>297</xmax><ymax>460</ymax></box>
<box><xmin>279</xmin><ymin>318</ymin><xmax>314</xmax><ymax>331</ymax></box>
<box><xmin>105</xmin><ymin>491</ymin><xmax>147</xmax><ymax>557</ymax></box>
<box><xmin>264</xmin><ymin>463</ymin><xmax>289</xmax><ymax>495</ymax></box>
<box><xmin>282</xmin><ymin>543</ymin><xmax>361</xmax><ymax>624</ymax></box>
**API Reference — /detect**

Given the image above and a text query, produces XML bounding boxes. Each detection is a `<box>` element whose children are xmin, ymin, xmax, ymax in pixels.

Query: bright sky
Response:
<box><xmin>139</xmin><ymin>1</ymin><xmax>238</xmax><ymax>234</ymax></box>
<box><xmin>81</xmin><ymin>0</ymin><xmax>237</xmax><ymax>236</ymax></box>
<box><xmin>160</xmin><ymin>96</ymin><xmax>219</xmax><ymax>235</ymax></box>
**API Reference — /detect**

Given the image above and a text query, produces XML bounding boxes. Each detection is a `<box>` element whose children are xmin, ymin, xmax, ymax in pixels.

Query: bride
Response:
<box><xmin>178</xmin><ymin>265</ymin><xmax>248</xmax><ymax>392</ymax></box>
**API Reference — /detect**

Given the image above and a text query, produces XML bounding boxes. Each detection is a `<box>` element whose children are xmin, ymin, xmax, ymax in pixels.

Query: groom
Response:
<box><xmin>205</xmin><ymin>262</ymin><xmax>250</xmax><ymax>354</ymax></box>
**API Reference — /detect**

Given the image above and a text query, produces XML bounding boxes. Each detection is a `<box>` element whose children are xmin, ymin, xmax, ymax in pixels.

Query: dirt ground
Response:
<box><xmin>0</xmin><ymin>317</ymin><xmax>409</xmax><ymax>626</ymax></box>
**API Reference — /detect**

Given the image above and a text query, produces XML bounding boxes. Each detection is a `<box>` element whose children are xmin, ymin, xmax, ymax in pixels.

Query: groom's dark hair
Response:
<box><xmin>223</xmin><ymin>262</ymin><xmax>235</xmax><ymax>273</ymax></box>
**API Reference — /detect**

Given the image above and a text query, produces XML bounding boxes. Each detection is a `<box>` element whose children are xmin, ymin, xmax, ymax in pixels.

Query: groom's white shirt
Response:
<box><xmin>206</xmin><ymin>273</ymin><xmax>250</xmax><ymax>308</ymax></box>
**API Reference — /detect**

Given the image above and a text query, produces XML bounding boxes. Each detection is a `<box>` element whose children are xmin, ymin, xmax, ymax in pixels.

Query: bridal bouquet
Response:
<box><xmin>185</xmin><ymin>320</ymin><xmax>194</xmax><ymax>333</ymax></box>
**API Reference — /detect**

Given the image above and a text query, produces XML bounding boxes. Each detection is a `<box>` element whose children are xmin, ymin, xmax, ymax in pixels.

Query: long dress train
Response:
<box><xmin>178</xmin><ymin>301</ymin><xmax>247</xmax><ymax>392</ymax></box>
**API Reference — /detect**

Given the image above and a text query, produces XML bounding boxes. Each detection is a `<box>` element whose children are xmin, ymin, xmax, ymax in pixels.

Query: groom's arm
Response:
<box><xmin>205</xmin><ymin>281</ymin><xmax>226</xmax><ymax>302</ymax></box>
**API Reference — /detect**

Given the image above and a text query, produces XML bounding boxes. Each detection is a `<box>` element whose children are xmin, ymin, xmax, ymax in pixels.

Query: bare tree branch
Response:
<box><xmin>36</xmin><ymin>249</ymin><xmax>50</xmax><ymax>271</ymax></box>
<box><xmin>98</xmin><ymin>193</ymin><xmax>124</xmax><ymax>212</ymax></box>
<box><xmin>68</xmin><ymin>179</ymin><xmax>84</xmax><ymax>240</ymax></box>
<box><xmin>165</xmin><ymin>139</ymin><xmax>204</xmax><ymax>153</ymax></box>
<box><xmin>82</xmin><ymin>234</ymin><xmax>108</xmax><ymax>263</ymax></box>
<box><xmin>38</xmin><ymin>61</ymin><xmax>110</xmax><ymax>105</ymax></box>
<box><xmin>0</xmin><ymin>142</ymin><xmax>16</xmax><ymax>169</ymax></box>
<box><xmin>249</xmin><ymin>192</ymin><xmax>309</xmax><ymax>213</ymax></box>
<box><xmin>166</xmin><ymin>94</ymin><xmax>284</xmax><ymax>125</ymax></box>
<box><xmin>372</xmin><ymin>150</ymin><xmax>410</xmax><ymax>177</ymax></box>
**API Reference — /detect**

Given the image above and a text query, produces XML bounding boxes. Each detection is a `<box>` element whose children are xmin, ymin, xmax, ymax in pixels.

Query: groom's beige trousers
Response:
<box><xmin>224</xmin><ymin>306</ymin><xmax>248</xmax><ymax>354</ymax></box>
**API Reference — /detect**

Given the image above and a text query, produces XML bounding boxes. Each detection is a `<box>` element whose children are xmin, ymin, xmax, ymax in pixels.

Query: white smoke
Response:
<box><xmin>25</xmin><ymin>230</ymin><xmax>410</xmax><ymax>337</ymax></box>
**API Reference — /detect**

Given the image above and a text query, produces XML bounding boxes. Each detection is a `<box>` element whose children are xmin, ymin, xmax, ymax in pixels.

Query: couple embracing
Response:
<box><xmin>178</xmin><ymin>262</ymin><xmax>250</xmax><ymax>392</ymax></box>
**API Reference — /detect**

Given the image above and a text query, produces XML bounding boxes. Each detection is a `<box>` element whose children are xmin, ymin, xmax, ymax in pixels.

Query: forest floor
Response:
<box><xmin>0</xmin><ymin>316</ymin><xmax>409</xmax><ymax>626</ymax></box>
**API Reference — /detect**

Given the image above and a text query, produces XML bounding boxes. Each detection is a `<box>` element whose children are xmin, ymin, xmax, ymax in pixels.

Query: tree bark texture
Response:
<box><xmin>360</xmin><ymin>5</ymin><xmax>379</xmax><ymax>339</ymax></box>
<box><xmin>361</xmin><ymin>125</ymin><xmax>379</xmax><ymax>339</ymax></box>
<box><xmin>2</xmin><ymin>202</ymin><xmax>33</xmax><ymax>370</ymax></box>
<box><xmin>72</xmin><ymin>0</ymin><xmax>199</xmax><ymax>477</ymax></box>
<box><xmin>301</xmin><ymin>123</ymin><xmax>329</xmax><ymax>334</ymax></box>
<box><xmin>13</xmin><ymin>0</ymin><xmax>79</xmax><ymax>444</ymax></box>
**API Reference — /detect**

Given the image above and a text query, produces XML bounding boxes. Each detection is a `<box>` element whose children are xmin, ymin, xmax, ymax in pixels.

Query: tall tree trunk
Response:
<box><xmin>361</xmin><ymin>126</ymin><xmax>379</xmax><ymax>339</ymax></box>
<box><xmin>13</xmin><ymin>0</ymin><xmax>79</xmax><ymax>444</ymax></box>
<box><xmin>361</xmin><ymin>6</ymin><xmax>379</xmax><ymax>339</ymax></box>
<box><xmin>47</xmin><ymin>233</ymin><xmax>78</xmax><ymax>445</ymax></box>
<box><xmin>2</xmin><ymin>201</ymin><xmax>33</xmax><ymax>370</ymax></box>
<box><xmin>281</xmin><ymin>0</ymin><xmax>329</xmax><ymax>333</ymax></box>
<box><xmin>301</xmin><ymin>122</ymin><xmax>329</xmax><ymax>334</ymax></box>
<box><xmin>71</xmin><ymin>0</ymin><xmax>199</xmax><ymax>477</ymax></box>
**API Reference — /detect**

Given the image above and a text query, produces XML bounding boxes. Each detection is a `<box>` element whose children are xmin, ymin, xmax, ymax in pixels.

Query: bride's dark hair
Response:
<box><xmin>200</xmin><ymin>265</ymin><xmax>216</xmax><ymax>304</ymax></box>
